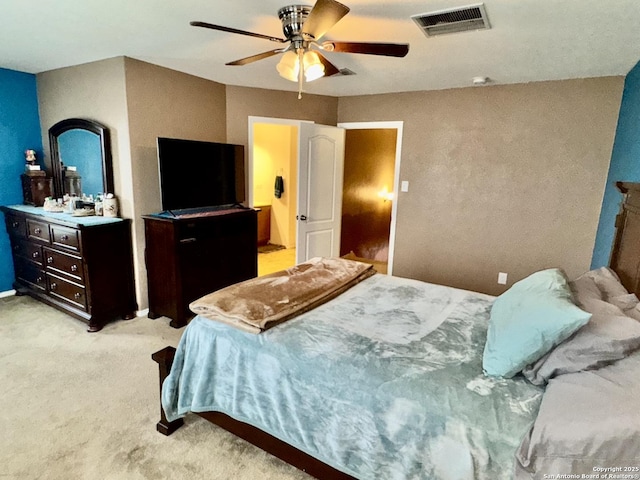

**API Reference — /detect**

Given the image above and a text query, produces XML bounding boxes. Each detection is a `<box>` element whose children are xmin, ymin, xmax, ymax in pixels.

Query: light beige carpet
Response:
<box><xmin>0</xmin><ymin>294</ymin><xmax>311</xmax><ymax>480</ymax></box>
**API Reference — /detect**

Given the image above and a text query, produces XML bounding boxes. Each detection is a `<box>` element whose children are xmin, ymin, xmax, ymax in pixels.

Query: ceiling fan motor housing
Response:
<box><xmin>278</xmin><ymin>5</ymin><xmax>312</xmax><ymax>40</ymax></box>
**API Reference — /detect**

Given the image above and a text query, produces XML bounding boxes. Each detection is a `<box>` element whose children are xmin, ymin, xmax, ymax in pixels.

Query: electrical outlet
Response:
<box><xmin>498</xmin><ymin>272</ymin><xmax>508</xmax><ymax>285</ymax></box>
<box><xmin>400</xmin><ymin>181</ymin><xmax>409</xmax><ymax>192</ymax></box>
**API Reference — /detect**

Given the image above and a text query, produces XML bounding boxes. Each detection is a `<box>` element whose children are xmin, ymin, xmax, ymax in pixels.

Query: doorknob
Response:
<box><xmin>296</xmin><ymin>215</ymin><xmax>307</xmax><ymax>221</ymax></box>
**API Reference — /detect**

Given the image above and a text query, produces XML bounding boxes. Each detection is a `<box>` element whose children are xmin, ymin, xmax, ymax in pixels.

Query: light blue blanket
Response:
<box><xmin>163</xmin><ymin>274</ymin><xmax>543</xmax><ymax>479</ymax></box>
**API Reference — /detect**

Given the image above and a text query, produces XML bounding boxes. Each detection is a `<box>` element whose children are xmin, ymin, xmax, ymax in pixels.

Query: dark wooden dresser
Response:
<box><xmin>143</xmin><ymin>207</ymin><xmax>257</xmax><ymax>328</ymax></box>
<box><xmin>1</xmin><ymin>205</ymin><xmax>137</xmax><ymax>332</ymax></box>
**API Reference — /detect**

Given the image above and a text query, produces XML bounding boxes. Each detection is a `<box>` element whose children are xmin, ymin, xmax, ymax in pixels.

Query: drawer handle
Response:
<box><xmin>179</xmin><ymin>237</ymin><xmax>197</xmax><ymax>244</ymax></box>
<box><xmin>71</xmin><ymin>264</ymin><xmax>78</xmax><ymax>272</ymax></box>
<box><xmin>47</xmin><ymin>256</ymin><xmax>54</xmax><ymax>264</ymax></box>
<box><xmin>36</xmin><ymin>276</ymin><xmax>43</xmax><ymax>284</ymax></box>
<box><xmin>13</xmin><ymin>245</ymin><xmax>19</xmax><ymax>251</ymax></box>
<box><xmin>50</xmin><ymin>282</ymin><xmax>57</xmax><ymax>290</ymax></box>
<box><xmin>11</xmin><ymin>221</ymin><xmax>19</xmax><ymax>228</ymax></box>
<box><xmin>34</xmin><ymin>227</ymin><xmax>41</xmax><ymax>234</ymax></box>
<box><xmin>60</xmin><ymin>234</ymin><xmax>69</xmax><ymax>241</ymax></box>
<box><xmin>32</xmin><ymin>251</ymin><xmax>40</xmax><ymax>259</ymax></box>
<box><xmin>74</xmin><ymin>293</ymin><xmax>81</xmax><ymax>300</ymax></box>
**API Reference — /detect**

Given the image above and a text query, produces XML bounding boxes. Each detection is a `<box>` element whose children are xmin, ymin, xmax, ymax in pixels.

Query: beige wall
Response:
<box><xmin>37</xmin><ymin>57</ymin><xmax>131</xmax><ymax>215</ymax></box>
<box><xmin>36</xmin><ymin>59</ymin><xmax>625</xmax><ymax>303</ymax></box>
<box><xmin>338</xmin><ymin>77</ymin><xmax>624</xmax><ymax>295</ymax></box>
<box><xmin>225</xmin><ymin>85</ymin><xmax>338</xmax><ymax>148</ymax></box>
<box><xmin>37</xmin><ymin>57</ymin><xmax>229</xmax><ymax>310</ymax></box>
<box><xmin>36</xmin><ymin>57</ymin><xmax>141</xmax><ymax>307</ymax></box>
<box><xmin>123</xmin><ymin>58</ymin><xmax>227</xmax><ymax>308</ymax></box>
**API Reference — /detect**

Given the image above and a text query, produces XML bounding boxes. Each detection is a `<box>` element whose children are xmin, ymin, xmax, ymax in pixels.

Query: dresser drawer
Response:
<box><xmin>51</xmin><ymin>225</ymin><xmax>80</xmax><ymax>252</ymax></box>
<box><xmin>43</xmin><ymin>247</ymin><xmax>85</xmax><ymax>283</ymax></box>
<box><xmin>15</xmin><ymin>258</ymin><xmax>46</xmax><ymax>291</ymax></box>
<box><xmin>47</xmin><ymin>273</ymin><xmax>87</xmax><ymax>311</ymax></box>
<box><xmin>27</xmin><ymin>219</ymin><xmax>51</xmax><ymax>243</ymax></box>
<box><xmin>5</xmin><ymin>214</ymin><xmax>27</xmax><ymax>239</ymax></box>
<box><xmin>12</xmin><ymin>240</ymin><xmax>44</xmax><ymax>266</ymax></box>
<box><xmin>177</xmin><ymin>220</ymin><xmax>221</xmax><ymax>241</ymax></box>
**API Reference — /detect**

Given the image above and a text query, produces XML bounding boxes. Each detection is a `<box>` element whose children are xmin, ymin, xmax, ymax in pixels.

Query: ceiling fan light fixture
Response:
<box><xmin>303</xmin><ymin>51</ymin><xmax>325</xmax><ymax>82</ymax></box>
<box><xmin>276</xmin><ymin>51</ymin><xmax>299</xmax><ymax>81</ymax></box>
<box><xmin>276</xmin><ymin>50</ymin><xmax>326</xmax><ymax>83</ymax></box>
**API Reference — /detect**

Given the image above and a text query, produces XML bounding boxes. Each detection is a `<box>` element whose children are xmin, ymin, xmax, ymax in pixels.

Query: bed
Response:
<box><xmin>152</xmin><ymin>182</ymin><xmax>640</xmax><ymax>479</ymax></box>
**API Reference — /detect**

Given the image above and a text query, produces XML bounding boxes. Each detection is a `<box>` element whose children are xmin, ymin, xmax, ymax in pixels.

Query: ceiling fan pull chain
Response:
<box><xmin>297</xmin><ymin>48</ymin><xmax>304</xmax><ymax>99</ymax></box>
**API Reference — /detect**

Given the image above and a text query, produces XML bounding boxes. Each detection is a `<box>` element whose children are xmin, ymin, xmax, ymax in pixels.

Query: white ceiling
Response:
<box><xmin>2</xmin><ymin>0</ymin><xmax>639</xmax><ymax>97</ymax></box>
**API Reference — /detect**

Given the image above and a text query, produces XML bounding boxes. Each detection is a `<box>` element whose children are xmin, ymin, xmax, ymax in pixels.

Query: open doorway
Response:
<box><xmin>250</xmin><ymin>118</ymin><xmax>402</xmax><ymax>277</ymax></box>
<box><xmin>251</xmin><ymin>120</ymin><xmax>299</xmax><ymax>276</ymax></box>
<box><xmin>339</xmin><ymin>122</ymin><xmax>403</xmax><ymax>276</ymax></box>
<box><xmin>339</xmin><ymin>128</ymin><xmax>398</xmax><ymax>274</ymax></box>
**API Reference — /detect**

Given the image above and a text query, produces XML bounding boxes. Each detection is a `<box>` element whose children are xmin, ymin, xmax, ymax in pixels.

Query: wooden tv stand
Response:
<box><xmin>143</xmin><ymin>207</ymin><xmax>257</xmax><ymax>328</ymax></box>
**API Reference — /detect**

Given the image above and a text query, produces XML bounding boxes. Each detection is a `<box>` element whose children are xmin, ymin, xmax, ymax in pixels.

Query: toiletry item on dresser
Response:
<box><xmin>95</xmin><ymin>193</ymin><xmax>104</xmax><ymax>216</ymax></box>
<box><xmin>43</xmin><ymin>197</ymin><xmax>64</xmax><ymax>213</ymax></box>
<box><xmin>103</xmin><ymin>193</ymin><xmax>119</xmax><ymax>218</ymax></box>
<box><xmin>67</xmin><ymin>194</ymin><xmax>79</xmax><ymax>213</ymax></box>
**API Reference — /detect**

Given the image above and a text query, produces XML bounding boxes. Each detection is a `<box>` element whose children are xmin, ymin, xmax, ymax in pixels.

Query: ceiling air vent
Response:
<box><xmin>411</xmin><ymin>3</ymin><xmax>490</xmax><ymax>37</ymax></box>
<box><xmin>338</xmin><ymin>68</ymin><xmax>357</xmax><ymax>76</ymax></box>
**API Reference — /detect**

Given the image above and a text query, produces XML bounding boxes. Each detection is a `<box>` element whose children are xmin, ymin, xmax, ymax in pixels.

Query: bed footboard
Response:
<box><xmin>151</xmin><ymin>346</ymin><xmax>184</xmax><ymax>436</ymax></box>
<box><xmin>151</xmin><ymin>346</ymin><xmax>356</xmax><ymax>479</ymax></box>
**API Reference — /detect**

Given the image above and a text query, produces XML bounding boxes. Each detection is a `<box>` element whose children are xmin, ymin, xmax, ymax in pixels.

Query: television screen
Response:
<box><xmin>157</xmin><ymin>137</ymin><xmax>245</xmax><ymax>212</ymax></box>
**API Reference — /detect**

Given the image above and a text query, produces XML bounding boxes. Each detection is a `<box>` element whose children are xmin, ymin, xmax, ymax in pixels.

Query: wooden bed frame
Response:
<box><xmin>151</xmin><ymin>181</ymin><xmax>640</xmax><ymax>480</ymax></box>
<box><xmin>152</xmin><ymin>347</ymin><xmax>357</xmax><ymax>480</ymax></box>
<box><xmin>609</xmin><ymin>182</ymin><xmax>640</xmax><ymax>297</ymax></box>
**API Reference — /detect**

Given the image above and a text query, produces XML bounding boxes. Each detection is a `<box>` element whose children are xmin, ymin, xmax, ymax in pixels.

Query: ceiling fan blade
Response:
<box><xmin>190</xmin><ymin>21</ymin><xmax>287</xmax><ymax>43</ymax></box>
<box><xmin>316</xmin><ymin>52</ymin><xmax>341</xmax><ymax>77</ymax></box>
<box><xmin>225</xmin><ymin>49</ymin><xmax>284</xmax><ymax>66</ymax></box>
<box><xmin>325</xmin><ymin>41</ymin><xmax>409</xmax><ymax>57</ymax></box>
<box><xmin>301</xmin><ymin>0</ymin><xmax>350</xmax><ymax>41</ymax></box>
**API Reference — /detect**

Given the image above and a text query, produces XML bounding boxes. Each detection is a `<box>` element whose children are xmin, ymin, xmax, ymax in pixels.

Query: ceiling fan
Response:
<box><xmin>191</xmin><ymin>0</ymin><xmax>410</xmax><ymax>98</ymax></box>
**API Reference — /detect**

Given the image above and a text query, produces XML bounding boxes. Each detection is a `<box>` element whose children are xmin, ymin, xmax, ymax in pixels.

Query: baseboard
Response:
<box><xmin>0</xmin><ymin>289</ymin><xmax>16</xmax><ymax>298</ymax></box>
<box><xmin>136</xmin><ymin>308</ymin><xmax>149</xmax><ymax>318</ymax></box>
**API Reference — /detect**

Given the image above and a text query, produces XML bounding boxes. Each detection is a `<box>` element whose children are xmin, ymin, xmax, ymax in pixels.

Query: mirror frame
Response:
<box><xmin>49</xmin><ymin>118</ymin><xmax>114</xmax><ymax>198</ymax></box>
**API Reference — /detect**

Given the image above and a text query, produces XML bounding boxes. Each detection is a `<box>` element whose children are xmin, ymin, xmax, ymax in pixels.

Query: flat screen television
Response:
<box><xmin>157</xmin><ymin>137</ymin><xmax>245</xmax><ymax>212</ymax></box>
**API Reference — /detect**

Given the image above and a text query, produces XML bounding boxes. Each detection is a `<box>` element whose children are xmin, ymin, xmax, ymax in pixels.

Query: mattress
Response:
<box><xmin>162</xmin><ymin>273</ymin><xmax>543</xmax><ymax>479</ymax></box>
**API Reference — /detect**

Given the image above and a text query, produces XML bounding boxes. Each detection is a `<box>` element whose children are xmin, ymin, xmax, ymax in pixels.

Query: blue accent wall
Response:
<box><xmin>0</xmin><ymin>68</ymin><xmax>43</xmax><ymax>292</ymax></box>
<box><xmin>591</xmin><ymin>61</ymin><xmax>640</xmax><ymax>268</ymax></box>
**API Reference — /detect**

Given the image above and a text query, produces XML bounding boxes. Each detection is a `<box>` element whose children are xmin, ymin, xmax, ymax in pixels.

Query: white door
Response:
<box><xmin>296</xmin><ymin>123</ymin><xmax>346</xmax><ymax>263</ymax></box>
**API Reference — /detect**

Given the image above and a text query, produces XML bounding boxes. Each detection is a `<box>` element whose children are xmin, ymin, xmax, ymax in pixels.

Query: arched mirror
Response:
<box><xmin>49</xmin><ymin>118</ymin><xmax>114</xmax><ymax>199</ymax></box>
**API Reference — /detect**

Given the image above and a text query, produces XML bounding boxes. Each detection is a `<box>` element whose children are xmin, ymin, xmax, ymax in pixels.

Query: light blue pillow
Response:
<box><xmin>483</xmin><ymin>268</ymin><xmax>591</xmax><ymax>378</ymax></box>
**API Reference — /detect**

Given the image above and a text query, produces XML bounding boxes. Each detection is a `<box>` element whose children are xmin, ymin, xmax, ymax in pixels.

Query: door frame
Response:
<box><xmin>337</xmin><ymin>121</ymin><xmax>403</xmax><ymax>276</ymax></box>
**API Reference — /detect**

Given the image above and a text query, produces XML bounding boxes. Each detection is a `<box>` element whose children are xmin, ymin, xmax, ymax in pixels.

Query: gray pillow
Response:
<box><xmin>523</xmin><ymin>270</ymin><xmax>640</xmax><ymax>385</ymax></box>
<box><xmin>586</xmin><ymin>266</ymin><xmax>628</xmax><ymax>298</ymax></box>
<box><xmin>522</xmin><ymin>312</ymin><xmax>640</xmax><ymax>385</ymax></box>
<box><xmin>581</xmin><ymin>267</ymin><xmax>640</xmax><ymax>320</ymax></box>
